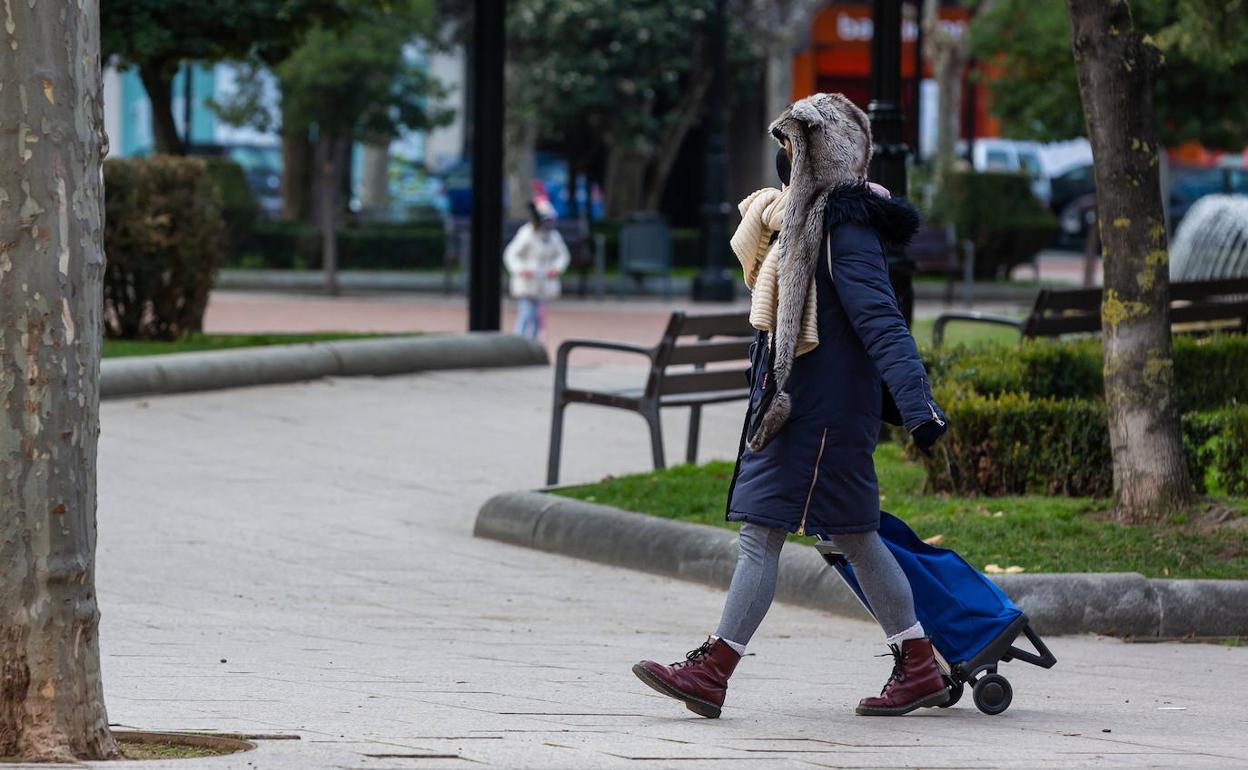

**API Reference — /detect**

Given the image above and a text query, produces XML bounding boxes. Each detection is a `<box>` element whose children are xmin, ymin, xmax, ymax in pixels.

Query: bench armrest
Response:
<box><xmin>554</xmin><ymin>339</ymin><xmax>656</xmax><ymax>388</ymax></box>
<box><xmin>932</xmin><ymin>312</ymin><xmax>1023</xmax><ymax>349</ymax></box>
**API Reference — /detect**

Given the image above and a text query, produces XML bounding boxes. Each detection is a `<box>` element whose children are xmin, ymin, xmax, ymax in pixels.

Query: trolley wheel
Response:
<box><xmin>972</xmin><ymin>673</ymin><xmax>1012</xmax><ymax>715</ymax></box>
<box><xmin>939</xmin><ymin>677</ymin><xmax>964</xmax><ymax>708</ymax></box>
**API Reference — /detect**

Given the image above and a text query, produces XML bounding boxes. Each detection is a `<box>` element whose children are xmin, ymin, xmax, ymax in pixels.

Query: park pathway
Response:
<box><xmin>86</xmin><ymin>366</ymin><xmax>1247</xmax><ymax>769</ymax></box>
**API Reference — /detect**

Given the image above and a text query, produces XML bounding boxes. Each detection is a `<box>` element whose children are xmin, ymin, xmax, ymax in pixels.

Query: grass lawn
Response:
<box><xmin>555</xmin><ymin>443</ymin><xmax>1248</xmax><ymax>579</ymax></box>
<box><xmin>102</xmin><ymin>332</ymin><xmax>387</xmax><ymax>358</ymax></box>
<box><xmin>910</xmin><ymin>316</ymin><xmax>1021</xmax><ymax>349</ymax></box>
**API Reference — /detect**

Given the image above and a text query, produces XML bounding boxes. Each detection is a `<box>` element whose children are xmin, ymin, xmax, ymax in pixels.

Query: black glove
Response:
<box><xmin>911</xmin><ymin>419</ymin><xmax>947</xmax><ymax>457</ymax></box>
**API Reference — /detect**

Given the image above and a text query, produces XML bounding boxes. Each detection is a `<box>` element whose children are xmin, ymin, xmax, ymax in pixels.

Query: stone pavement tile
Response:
<box><xmin>86</xmin><ymin>368</ymin><xmax>1248</xmax><ymax>769</ymax></box>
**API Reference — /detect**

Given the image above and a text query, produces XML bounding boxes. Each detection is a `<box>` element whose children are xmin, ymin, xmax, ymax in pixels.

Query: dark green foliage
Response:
<box><xmin>930</xmin><ymin>335</ymin><xmax>1248</xmax><ymax>413</ymax></box>
<box><xmin>100</xmin><ymin>0</ymin><xmax>350</xmax><ymax>72</ymax></box>
<box><xmin>922</xmin><ymin>336</ymin><xmax>1248</xmax><ymax>496</ymax></box>
<box><xmin>103</xmin><ymin>157</ymin><xmax>225</xmax><ymax>340</ymax></box>
<box><xmin>236</xmin><ymin>221</ymin><xmax>445</xmax><ymax>270</ymax></box>
<box><xmin>1185</xmin><ymin>406</ymin><xmax>1248</xmax><ymax>496</ymax></box>
<box><xmin>971</xmin><ymin>0</ymin><xmax>1248</xmax><ymax>148</ymax></box>
<box><xmin>920</xmin><ymin>391</ymin><xmax>1114</xmax><ymax>497</ymax></box>
<box><xmin>927</xmin><ymin>172</ymin><xmax>1056</xmax><ymax>280</ymax></box>
<box><xmin>201</xmin><ymin>159</ymin><xmax>258</xmax><ymax>263</ymax></box>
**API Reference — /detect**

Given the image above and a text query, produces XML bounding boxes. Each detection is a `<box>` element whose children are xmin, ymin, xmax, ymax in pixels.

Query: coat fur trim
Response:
<box><xmin>747</xmin><ymin>93</ymin><xmax>924</xmax><ymax>452</ymax></box>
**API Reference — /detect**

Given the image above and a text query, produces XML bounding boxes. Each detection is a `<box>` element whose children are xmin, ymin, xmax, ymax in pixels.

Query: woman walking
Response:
<box><xmin>633</xmin><ymin>93</ymin><xmax>949</xmax><ymax>718</ymax></box>
<box><xmin>504</xmin><ymin>197</ymin><xmax>569</xmax><ymax>341</ymax></box>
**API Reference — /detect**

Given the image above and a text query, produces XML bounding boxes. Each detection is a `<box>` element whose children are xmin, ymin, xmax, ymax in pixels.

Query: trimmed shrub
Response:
<box><xmin>918</xmin><ymin>390</ymin><xmax>1113</xmax><ymax>497</ymax></box>
<box><xmin>234</xmin><ymin>221</ymin><xmax>445</xmax><ymax>270</ymax></box>
<box><xmin>918</xmin><ymin>391</ymin><xmax>1248</xmax><ymax>498</ymax></box>
<box><xmin>201</xmin><ymin>158</ymin><xmax>258</xmax><ymax>263</ymax></box>
<box><xmin>103</xmin><ymin>156</ymin><xmax>225</xmax><ymax>340</ymax></box>
<box><xmin>929</xmin><ymin>335</ymin><xmax>1248</xmax><ymax>413</ymax></box>
<box><xmin>928</xmin><ymin>171</ymin><xmax>1056</xmax><ymax>279</ymax></box>
<box><xmin>1185</xmin><ymin>406</ymin><xmax>1248</xmax><ymax>495</ymax></box>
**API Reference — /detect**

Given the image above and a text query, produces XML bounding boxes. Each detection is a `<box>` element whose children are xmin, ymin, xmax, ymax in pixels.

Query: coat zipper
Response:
<box><xmin>921</xmin><ymin>376</ymin><xmax>945</xmax><ymax>426</ymax></box>
<box><xmin>799</xmin><ymin>427</ymin><xmax>829</xmax><ymax>536</ymax></box>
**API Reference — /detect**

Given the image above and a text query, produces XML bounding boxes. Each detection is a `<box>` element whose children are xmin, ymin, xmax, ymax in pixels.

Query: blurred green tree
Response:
<box><xmin>510</xmin><ymin>0</ymin><xmax>765</xmax><ymax>217</ymax></box>
<box><xmin>971</xmin><ymin>0</ymin><xmax>1248</xmax><ymax>148</ymax></box>
<box><xmin>101</xmin><ymin>0</ymin><xmax>350</xmax><ymax>154</ymax></box>
<box><xmin>213</xmin><ymin>0</ymin><xmax>452</xmax><ymax>291</ymax></box>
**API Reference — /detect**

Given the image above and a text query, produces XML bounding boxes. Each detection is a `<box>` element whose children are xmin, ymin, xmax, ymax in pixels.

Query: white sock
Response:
<box><xmin>885</xmin><ymin>621</ymin><xmax>926</xmax><ymax>647</ymax></box>
<box><xmin>712</xmin><ymin>635</ymin><xmax>747</xmax><ymax>656</ymax></box>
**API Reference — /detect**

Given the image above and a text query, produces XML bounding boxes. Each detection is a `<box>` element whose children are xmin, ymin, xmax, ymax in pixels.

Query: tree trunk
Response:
<box><xmin>281</xmin><ymin>131</ymin><xmax>312</xmax><ymax>222</ymax></box>
<box><xmin>642</xmin><ymin>70</ymin><xmax>712</xmax><ymax>212</ymax></box>
<box><xmin>505</xmin><ymin>112</ymin><xmax>536</xmax><ymax>220</ymax></box>
<box><xmin>923</xmin><ymin>0</ymin><xmax>966</xmax><ymax>191</ymax></box>
<box><xmin>138</xmin><ymin>61</ymin><xmax>184</xmax><ymax>155</ymax></box>
<box><xmin>603</xmin><ymin>145</ymin><xmax>647</xmax><ymax>218</ymax></box>
<box><xmin>0</xmin><ymin>0</ymin><xmax>118</xmax><ymax>761</ymax></box>
<box><xmin>359</xmin><ymin>141</ymin><xmax>390</xmax><ymax>221</ymax></box>
<box><xmin>315</xmin><ymin>132</ymin><xmax>340</xmax><ymax>295</ymax></box>
<box><xmin>1066</xmin><ymin>0</ymin><xmax>1195</xmax><ymax>523</ymax></box>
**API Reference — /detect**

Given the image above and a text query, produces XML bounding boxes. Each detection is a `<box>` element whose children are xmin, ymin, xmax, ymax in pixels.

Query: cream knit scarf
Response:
<box><xmin>730</xmin><ymin>186</ymin><xmax>819</xmax><ymax>356</ymax></box>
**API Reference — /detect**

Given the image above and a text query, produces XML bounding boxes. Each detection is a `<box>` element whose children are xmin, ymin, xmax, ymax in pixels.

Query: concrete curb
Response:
<box><xmin>101</xmin><ymin>333</ymin><xmax>548</xmax><ymax>400</ymax></box>
<box><xmin>475</xmin><ymin>490</ymin><xmax>1248</xmax><ymax>637</ymax></box>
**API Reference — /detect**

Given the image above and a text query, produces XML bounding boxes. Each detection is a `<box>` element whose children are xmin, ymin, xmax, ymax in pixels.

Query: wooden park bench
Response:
<box><xmin>932</xmin><ymin>277</ymin><xmax>1248</xmax><ymax>349</ymax></box>
<box><xmin>910</xmin><ymin>225</ymin><xmax>976</xmax><ymax>307</ymax></box>
<box><xmin>546</xmin><ymin>311</ymin><xmax>754</xmax><ymax>485</ymax></box>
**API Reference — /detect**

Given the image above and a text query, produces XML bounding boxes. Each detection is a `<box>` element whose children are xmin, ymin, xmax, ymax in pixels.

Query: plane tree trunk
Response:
<box><xmin>0</xmin><ymin>0</ymin><xmax>118</xmax><ymax>760</ymax></box>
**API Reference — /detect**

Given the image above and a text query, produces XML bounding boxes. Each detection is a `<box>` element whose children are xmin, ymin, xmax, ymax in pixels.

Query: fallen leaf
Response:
<box><xmin>923</xmin><ymin>534</ymin><xmax>945</xmax><ymax>546</ymax></box>
<box><xmin>984</xmin><ymin>563</ymin><xmax>1004</xmax><ymax>574</ymax></box>
<box><xmin>1005</xmin><ymin>565</ymin><xmax>1026</xmax><ymax>574</ymax></box>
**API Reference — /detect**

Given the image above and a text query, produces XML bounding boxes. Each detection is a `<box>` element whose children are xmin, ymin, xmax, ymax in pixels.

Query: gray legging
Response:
<box><xmin>715</xmin><ymin>522</ymin><xmax>917</xmax><ymax>646</ymax></box>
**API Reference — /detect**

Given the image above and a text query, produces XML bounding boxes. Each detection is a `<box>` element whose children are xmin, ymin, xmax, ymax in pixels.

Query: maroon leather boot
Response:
<box><xmin>633</xmin><ymin>637</ymin><xmax>741</xmax><ymax>718</ymax></box>
<box><xmin>856</xmin><ymin>638</ymin><xmax>950</xmax><ymax>716</ymax></box>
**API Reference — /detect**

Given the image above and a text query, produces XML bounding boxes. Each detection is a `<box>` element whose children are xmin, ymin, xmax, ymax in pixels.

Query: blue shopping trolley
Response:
<box><xmin>815</xmin><ymin>511</ymin><xmax>1057</xmax><ymax>715</ymax></box>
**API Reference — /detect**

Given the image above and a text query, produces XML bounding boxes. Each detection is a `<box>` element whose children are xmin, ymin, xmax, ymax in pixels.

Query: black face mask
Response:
<box><xmin>775</xmin><ymin>146</ymin><xmax>791</xmax><ymax>187</ymax></box>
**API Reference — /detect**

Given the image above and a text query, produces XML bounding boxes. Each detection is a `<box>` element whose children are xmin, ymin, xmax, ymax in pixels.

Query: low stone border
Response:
<box><xmin>101</xmin><ymin>333</ymin><xmax>547</xmax><ymax>400</ymax></box>
<box><xmin>475</xmin><ymin>490</ymin><xmax>1248</xmax><ymax>637</ymax></box>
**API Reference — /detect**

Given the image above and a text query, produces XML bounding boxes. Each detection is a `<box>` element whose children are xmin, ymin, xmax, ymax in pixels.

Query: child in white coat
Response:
<box><xmin>503</xmin><ymin>198</ymin><xmax>570</xmax><ymax>341</ymax></box>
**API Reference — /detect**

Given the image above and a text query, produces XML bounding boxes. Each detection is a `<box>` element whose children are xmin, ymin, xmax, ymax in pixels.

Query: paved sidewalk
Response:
<box><xmin>85</xmin><ymin>367</ymin><xmax>1247</xmax><ymax>770</ymax></box>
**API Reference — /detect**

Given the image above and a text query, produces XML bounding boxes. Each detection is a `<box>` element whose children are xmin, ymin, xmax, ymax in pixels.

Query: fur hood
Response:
<box><xmin>747</xmin><ymin>93</ymin><xmax>917</xmax><ymax>452</ymax></box>
<box><xmin>823</xmin><ymin>182</ymin><xmax>921</xmax><ymax>251</ymax></box>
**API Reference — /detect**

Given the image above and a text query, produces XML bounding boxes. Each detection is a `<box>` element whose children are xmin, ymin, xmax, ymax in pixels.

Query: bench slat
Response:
<box><xmin>660</xmin><ymin>368</ymin><xmax>750</xmax><ymax>396</ymax></box>
<box><xmin>676</xmin><ymin>313</ymin><xmax>756</xmax><ymax>338</ymax></box>
<box><xmin>667</xmin><ymin>339</ymin><xmax>753</xmax><ymax>366</ymax></box>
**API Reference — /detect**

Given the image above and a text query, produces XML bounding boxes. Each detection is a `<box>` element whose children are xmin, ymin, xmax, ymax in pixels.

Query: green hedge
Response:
<box><xmin>919</xmin><ymin>391</ymin><xmax>1248</xmax><ymax>497</ymax></box>
<box><xmin>201</xmin><ymin>158</ymin><xmax>257</xmax><ymax>264</ymax></box>
<box><xmin>928</xmin><ymin>335</ymin><xmax>1248</xmax><ymax>414</ymax></box>
<box><xmin>919</xmin><ymin>336</ymin><xmax>1248</xmax><ymax>496</ymax></box>
<box><xmin>1185</xmin><ymin>406</ymin><xmax>1248</xmax><ymax>496</ymax></box>
<box><xmin>927</xmin><ymin>171</ymin><xmax>1056</xmax><ymax>280</ymax></box>
<box><xmin>103</xmin><ymin>156</ymin><xmax>225</xmax><ymax>340</ymax></box>
<box><xmin>234</xmin><ymin>221</ymin><xmax>445</xmax><ymax>270</ymax></box>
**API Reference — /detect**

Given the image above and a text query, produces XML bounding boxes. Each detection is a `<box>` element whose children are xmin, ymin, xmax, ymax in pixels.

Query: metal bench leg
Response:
<box><xmin>547</xmin><ymin>400</ymin><xmax>567</xmax><ymax>486</ymax></box>
<box><xmin>643</xmin><ymin>407</ymin><xmax>666</xmax><ymax>471</ymax></box>
<box><xmin>686</xmin><ymin>404</ymin><xmax>702</xmax><ymax>465</ymax></box>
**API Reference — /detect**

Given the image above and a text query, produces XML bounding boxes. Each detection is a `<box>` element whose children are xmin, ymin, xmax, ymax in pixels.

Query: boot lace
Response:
<box><xmin>673</xmin><ymin>640</ymin><xmax>715</xmax><ymax>669</ymax></box>
<box><xmin>876</xmin><ymin>645</ymin><xmax>906</xmax><ymax>695</ymax></box>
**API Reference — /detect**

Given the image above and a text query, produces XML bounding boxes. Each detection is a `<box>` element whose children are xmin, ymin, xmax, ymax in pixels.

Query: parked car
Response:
<box><xmin>967</xmin><ymin>139</ymin><xmax>1049</xmax><ymax>204</ymax></box>
<box><xmin>1057</xmin><ymin>164</ymin><xmax>1248</xmax><ymax>247</ymax></box>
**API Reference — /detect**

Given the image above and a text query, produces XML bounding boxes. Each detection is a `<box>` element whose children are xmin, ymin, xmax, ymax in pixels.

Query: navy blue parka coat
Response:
<box><xmin>727</xmin><ymin>186</ymin><xmax>944</xmax><ymax>536</ymax></box>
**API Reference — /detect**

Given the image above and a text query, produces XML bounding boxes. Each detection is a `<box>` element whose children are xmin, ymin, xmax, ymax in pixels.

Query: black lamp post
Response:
<box><xmin>469</xmin><ymin>0</ymin><xmax>505</xmax><ymax>331</ymax></box>
<box><xmin>869</xmin><ymin>0</ymin><xmax>915</xmax><ymax>325</ymax></box>
<box><xmin>691</xmin><ymin>0</ymin><xmax>735</xmax><ymax>303</ymax></box>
